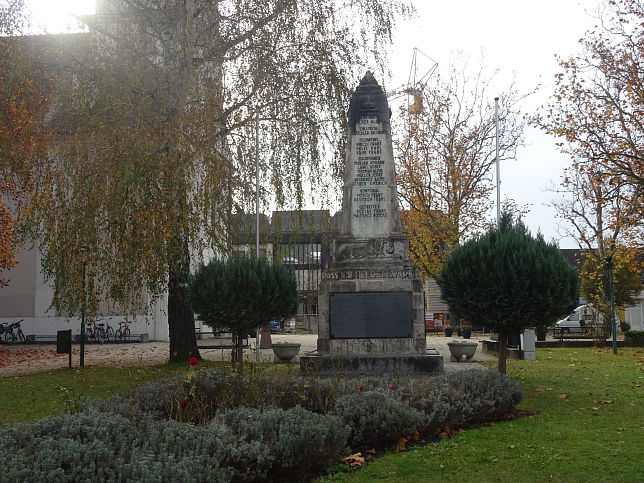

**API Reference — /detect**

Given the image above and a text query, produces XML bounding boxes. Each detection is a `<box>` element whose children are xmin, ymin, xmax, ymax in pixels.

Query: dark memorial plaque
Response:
<box><xmin>330</xmin><ymin>291</ymin><xmax>412</xmax><ymax>338</ymax></box>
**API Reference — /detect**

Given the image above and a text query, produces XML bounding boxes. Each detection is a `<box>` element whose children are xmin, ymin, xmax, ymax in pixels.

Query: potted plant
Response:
<box><xmin>444</xmin><ymin>326</ymin><xmax>454</xmax><ymax>337</ymax></box>
<box><xmin>535</xmin><ymin>326</ymin><xmax>547</xmax><ymax>341</ymax></box>
<box><xmin>460</xmin><ymin>322</ymin><xmax>472</xmax><ymax>339</ymax></box>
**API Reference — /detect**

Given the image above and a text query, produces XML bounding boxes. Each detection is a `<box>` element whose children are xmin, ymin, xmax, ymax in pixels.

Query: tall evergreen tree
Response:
<box><xmin>438</xmin><ymin>212</ymin><xmax>579</xmax><ymax>374</ymax></box>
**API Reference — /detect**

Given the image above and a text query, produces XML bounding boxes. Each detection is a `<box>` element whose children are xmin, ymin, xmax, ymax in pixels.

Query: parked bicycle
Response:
<box><xmin>0</xmin><ymin>319</ymin><xmax>25</xmax><ymax>343</ymax></box>
<box><xmin>103</xmin><ymin>320</ymin><xmax>115</xmax><ymax>342</ymax></box>
<box><xmin>86</xmin><ymin>319</ymin><xmax>113</xmax><ymax>343</ymax></box>
<box><xmin>114</xmin><ymin>320</ymin><xmax>131</xmax><ymax>342</ymax></box>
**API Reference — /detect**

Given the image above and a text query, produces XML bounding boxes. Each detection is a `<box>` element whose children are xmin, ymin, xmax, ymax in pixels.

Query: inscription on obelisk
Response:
<box><xmin>351</xmin><ymin>118</ymin><xmax>388</xmax><ymax>232</ymax></box>
<box><xmin>340</xmin><ymin>71</ymin><xmax>402</xmax><ymax>240</ymax></box>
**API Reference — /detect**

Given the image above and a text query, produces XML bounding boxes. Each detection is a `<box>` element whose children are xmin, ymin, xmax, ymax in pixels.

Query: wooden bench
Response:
<box><xmin>195</xmin><ymin>330</ymin><xmax>249</xmax><ymax>349</ymax></box>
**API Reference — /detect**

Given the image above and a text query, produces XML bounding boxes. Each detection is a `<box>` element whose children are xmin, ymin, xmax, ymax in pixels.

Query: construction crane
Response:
<box><xmin>386</xmin><ymin>47</ymin><xmax>438</xmax><ymax>115</ymax></box>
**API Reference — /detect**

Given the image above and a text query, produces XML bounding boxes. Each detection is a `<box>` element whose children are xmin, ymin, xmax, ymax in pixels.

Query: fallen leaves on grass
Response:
<box><xmin>395</xmin><ymin>437</ymin><xmax>408</xmax><ymax>452</ymax></box>
<box><xmin>342</xmin><ymin>453</ymin><xmax>365</xmax><ymax>468</ymax></box>
<box><xmin>434</xmin><ymin>425</ymin><xmax>464</xmax><ymax>439</ymax></box>
<box><xmin>556</xmin><ymin>394</ymin><xmax>569</xmax><ymax>399</ymax></box>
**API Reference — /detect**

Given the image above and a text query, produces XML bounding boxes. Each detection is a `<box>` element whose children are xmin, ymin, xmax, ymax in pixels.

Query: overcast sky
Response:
<box><xmin>386</xmin><ymin>0</ymin><xmax>601</xmax><ymax>248</ymax></box>
<box><xmin>25</xmin><ymin>0</ymin><xmax>601</xmax><ymax>248</ymax></box>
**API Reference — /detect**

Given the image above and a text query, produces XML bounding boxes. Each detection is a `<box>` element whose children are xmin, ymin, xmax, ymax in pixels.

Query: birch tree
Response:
<box><xmin>19</xmin><ymin>0</ymin><xmax>412</xmax><ymax>360</ymax></box>
<box><xmin>0</xmin><ymin>0</ymin><xmax>43</xmax><ymax>287</ymax></box>
<box><xmin>396</xmin><ymin>59</ymin><xmax>528</xmax><ymax>279</ymax></box>
<box><xmin>535</xmin><ymin>0</ymin><xmax>644</xmax><ymax>328</ymax></box>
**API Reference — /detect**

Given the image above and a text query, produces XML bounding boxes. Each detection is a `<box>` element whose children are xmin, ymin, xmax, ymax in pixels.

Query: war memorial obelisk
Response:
<box><xmin>301</xmin><ymin>72</ymin><xmax>443</xmax><ymax>375</ymax></box>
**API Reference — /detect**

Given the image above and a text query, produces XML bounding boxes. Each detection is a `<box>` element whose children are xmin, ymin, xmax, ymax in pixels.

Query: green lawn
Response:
<box><xmin>327</xmin><ymin>347</ymin><xmax>643</xmax><ymax>482</ymax></box>
<box><xmin>1</xmin><ymin>348</ymin><xmax>642</xmax><ymax>482</ymax></box>
<box><xmin>0</xmin><ymin>360</ymin><xmax>227</xmax><ymax>425</ymax></box>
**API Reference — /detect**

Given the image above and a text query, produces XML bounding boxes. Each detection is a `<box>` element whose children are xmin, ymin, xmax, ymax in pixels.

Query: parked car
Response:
<box><xmin>555</xmin><ymin>311</ymin><xmax>588</xmax><ymax>334</ymax></box>
<box><xmin>555</xmin><ymin>304</ymin><xmax>617</xmax><ymax>335</ymax></box>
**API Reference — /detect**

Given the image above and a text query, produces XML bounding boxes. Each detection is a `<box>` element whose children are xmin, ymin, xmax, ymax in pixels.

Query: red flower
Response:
<box><xmin>179</xmin><ymin>399</ymin><xmax>188</xmax><ymax>409</ymax></box>
<box><xmin>189</xmin><ymin>357</ymin><xmax>198</xmax><ymax>367</ymax></box>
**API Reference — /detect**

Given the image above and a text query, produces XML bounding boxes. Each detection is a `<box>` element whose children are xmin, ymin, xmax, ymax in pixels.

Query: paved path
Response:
<box><xmin>0</xmin><ymin>334</ymin><xmax>496</xmax><ymax>377</ymax></box>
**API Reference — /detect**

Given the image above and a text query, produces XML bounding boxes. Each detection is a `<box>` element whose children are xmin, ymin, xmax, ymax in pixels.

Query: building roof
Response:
<box><xmin>271</xmin><ymin>210</ymin><xmax>332</xmax><ymax>234</ymax></box>
<box><xmin>228</xmin><ymin>213</ymin><xmax>271</xmax><ymax>245</ymax></box>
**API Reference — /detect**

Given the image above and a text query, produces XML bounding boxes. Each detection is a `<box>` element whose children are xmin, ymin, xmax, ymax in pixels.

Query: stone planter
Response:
<box><xmin>447</xmin><ymin>341</ymin><xmax>478</xmax><ymax>362</ymax></box>
<box><xmin>272</xmin><ymin>342</ymin><xmax>301</xmax><ymax>363</ymax></box>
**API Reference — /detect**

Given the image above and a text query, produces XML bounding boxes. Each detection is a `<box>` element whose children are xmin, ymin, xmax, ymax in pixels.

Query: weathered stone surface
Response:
<box><xmin>340</xmin><ymin>71</ymin><xmax>401</xmax><ymax>238</ymax></box>
<box><xmin>300</xmin><ymin>350</ymin><xmax>444</xmax><ymax>376</ymax></box>
<box><xmin>313</xmin><ymin>71</ymin><xmax>442</xmax><ymax>374</ymax></box>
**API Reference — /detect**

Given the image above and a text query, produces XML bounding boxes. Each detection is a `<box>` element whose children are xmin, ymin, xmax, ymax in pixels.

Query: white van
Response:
<box><xmin>555</xmin><ymin>304</ymin><xmax>605</xmax><ymax>334</ymax></box>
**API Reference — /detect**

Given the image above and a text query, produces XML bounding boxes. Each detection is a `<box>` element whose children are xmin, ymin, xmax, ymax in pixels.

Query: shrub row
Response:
<box><xmin>99</xmin><ymin>367</ymin><xmax>522</xmax><ymax>426</ymax></box>
<box><xmin>0</xmin><ymin>411</ymin><xmax>270</xmax><ymax>482</ymax></box>
<box><xmin>624</xmin><ymin>330</ymin><xmax>644</xmax><ymax>346</ymax></box>
<box><xmin>1</xmin><ymin>369</ymin><xmax>523</xmax><ymax>481</ymax></box>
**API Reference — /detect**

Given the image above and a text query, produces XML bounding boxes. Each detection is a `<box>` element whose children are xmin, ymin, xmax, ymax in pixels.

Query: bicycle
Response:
<box><xmin>103</xmin><ymin>320</ymin><xmax>115</xmax><ymax>342</ymax></box>
<box><xmin>114</xmin><ymin>320</ymin><xmax>131</xmax><ymax>342</ymax></box>
<box><xmin>0</xmin><ymin>319</ymin><xmax>25</xmax><ymax>343</ymax></box>
<box><xmin>86</xmin><ymin>320</ymin><xmax>108</xmax><ymax>344</ymax></box>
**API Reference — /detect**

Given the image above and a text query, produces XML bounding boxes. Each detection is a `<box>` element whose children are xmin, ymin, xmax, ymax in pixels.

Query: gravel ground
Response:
<box><xmin>0</xmin><ymin>334</ymin><xmax>495</xmax><ymax>377</ymax></box>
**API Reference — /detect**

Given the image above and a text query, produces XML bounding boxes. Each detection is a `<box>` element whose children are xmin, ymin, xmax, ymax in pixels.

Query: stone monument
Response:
<box><xmin>301</xmin><ymin>71</ymin><xmax>444</xmax><ymax>375</ymax></box>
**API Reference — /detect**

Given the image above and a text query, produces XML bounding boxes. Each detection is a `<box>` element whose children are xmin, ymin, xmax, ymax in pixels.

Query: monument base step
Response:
<box><xmin>300</xmin><ymin>350</ymin><xmax>444</xmax><ymax>376</ymax></box>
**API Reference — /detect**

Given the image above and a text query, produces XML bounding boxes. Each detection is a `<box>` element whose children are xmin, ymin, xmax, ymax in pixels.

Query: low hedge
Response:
<box><xmin>624</xmin><ymin>330</ymin><xmax>644</xmax><ymax>346</ymax></box>
<box><xmin>1</xmin><ymin>368</ymin><xmax>523</xmax><ymax>481</ymax></box>
<box><xmin>0</xmin><ymin>411</ymin><xmax>271</xmax><ymax>482</ymax></box>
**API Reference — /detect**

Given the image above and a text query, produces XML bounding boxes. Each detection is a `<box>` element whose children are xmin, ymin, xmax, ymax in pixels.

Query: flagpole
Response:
<box><xmin>495</xmin><ymin>97</ymin><xmax>500</xmax><ymax>226</ymax></box>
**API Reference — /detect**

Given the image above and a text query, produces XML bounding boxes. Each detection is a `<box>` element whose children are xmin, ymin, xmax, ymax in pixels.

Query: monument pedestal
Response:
<box><xmin>300</xmin><ymin>350</ymin><xmax>443</xmax><ymax>376</ymax></box>
<box><xmin>300</xmin><ymin>71</ymin><xmax>443</xmax><ymax>376</ymax></box>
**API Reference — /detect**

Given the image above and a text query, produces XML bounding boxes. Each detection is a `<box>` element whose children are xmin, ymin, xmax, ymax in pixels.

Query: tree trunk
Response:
<box><xmin>233</xmin><ymin>330</ymin><xmax>244</xmax><ymax>404</ymax></box>
<box><xmin>259</xmin><ymin>324</ymin><xmax>272</xmax><ymax>348</ymax></box>
<box><xmin>234</xmin><ymin>330</ymin><xmax>244</xmax><ymax>376</ymax></box>
<box><xmin>168</xmin><ymin>241</ymin><xmax>201</xmax><ymax>363</ymax></box>
<box><xmin>497</xmin><ymin>330</ymin><xmax>508</xmax><ymax>375</ymax></box>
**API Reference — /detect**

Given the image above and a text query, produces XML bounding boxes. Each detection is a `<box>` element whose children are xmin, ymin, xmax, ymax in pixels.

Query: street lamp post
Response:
<box><xmin>255</xmin><ymin>112</ymin><xmax>261</xmax><ymax>360</ymax></box>
<box><xmin>80</xmin><ymin>245</ymin><xmax>88</xmax><ymax>366</ymax></box>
